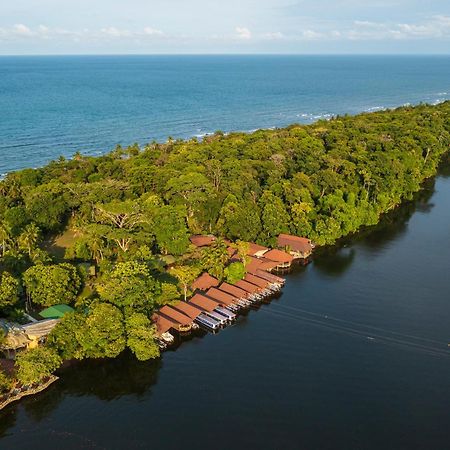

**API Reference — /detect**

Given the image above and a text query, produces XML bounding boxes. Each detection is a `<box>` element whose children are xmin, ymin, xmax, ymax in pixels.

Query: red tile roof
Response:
<box><xmin>235</xmin><ymin>279</ymin><xmax>260</xmax><ymax>294</ymax></box>
<box><xmin>206</xmin><ymin>287</ymin><xmax>237</xmax><ymax>306</ymax></box>
<box><xmin>219</xmin><ymin>282</ymin><xmax>249</xmax><ymax>299</ymax></box>
<box><xmin>264</xmin><ymin>249</ymin><xmax>294</xmax><ymax>264</ymax></box>
<box><xmin>277</xmin><ymin>234</ymin><xmax>313</xmax><ymax>254</ymax></box>
<box><xmin>191</xmin><ymin>273</ymin><xmax>219</xmax><ymax>291</ymax></box>
<box><xmin>254</xmin><ymin>270</ymin><xmax>285</xmax><ymax>284</ymax></box>
<box><xmin>190</xmin><ymin>235</ymin><xmax>216</xmax><ymax>247</ymax></box>
<box><xmin>152</xmin><ymin>313</ymin><xmax>175</xmax><ymax>334</ymax></box>
<box><xmin>171</xmin><ymin>301</ymin><xmax>202</xmax><ymax>320</ymax></box>
<box><xmin>189</xmin><ymin>293</ymin><xmax>221</xmax><ymax>312</ymax></box>
<box><xmin>247</xmin><ymin>242</ymin><xmax>269</xmax><ymax>256</ymax></box>
<box><xmin>244</xmin><ymin>273</ymin><xmax>269</xmax><ymax>289</ymax></box>
<box><xmin>159</xmin><ymin>305</ymin><xmax>192</xmax><ymax>325</ymax></box>
<box><xmin>246</xmin><ymin>256</ymin><xmax>279</xmax><ymax>273</ymax></box>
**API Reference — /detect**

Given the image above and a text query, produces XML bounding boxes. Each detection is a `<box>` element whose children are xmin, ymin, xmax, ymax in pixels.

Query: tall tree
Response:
<box><xmin>125</xmin><ymin>313</ymin><xmax>160</xmax><ymax>361</ymax></box>
<box><xmin>97</xmin><ymin>261</ymin><xmax>160</xmax><ymax>314</ymax></box>
<box><xmin>15</xmin><ymin>347</ymin><xmax>62</xmax><ymax>386</ymax></box>
<box><xmin>170</xmin><ymin>265</ymin><xmax>201</xmax><ymax>301</ymax></box>
<box><xmin>0</xmin><ymin>271</ymin><xmax>20</xmax><ymax>309</ymax></box>
<box><xmin>200</xmin><ymin>238</ymin><xmax>229</xmax><ymax>280</ymax></box>
<box><xmin>76</xmin><ymin>302</ymin><xmax>126</xmax><ymax>359</ymax></box>
<box><xmin>23</xmin><ymin>263</ymin><xmax>81</xmax><ymax>307</ymax></box>
<box><xmin>17</xmin><ymin>223</ymin><xmax>40</xmax><ymax>257</ymax></box>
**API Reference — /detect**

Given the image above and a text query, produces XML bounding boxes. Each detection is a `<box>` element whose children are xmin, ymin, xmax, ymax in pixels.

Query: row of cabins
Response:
<box><xmin>152</xmin><ymin>270</ymin><xmax>286</xmax><ymax>346</ymax></box>
<box><xmin>190</xmin><ymin>233</ymin><xmax>314</xmax><ymax>270</ymax></box>
<box><xmin>152</xmin><ymin>233</ymin><xmax>313</xmax><ymax>347</ymax></box>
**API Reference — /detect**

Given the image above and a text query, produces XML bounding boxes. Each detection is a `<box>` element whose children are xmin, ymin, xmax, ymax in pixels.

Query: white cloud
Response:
<box><xmin>235</xmin><ymin>26</ymin><xmax>252</xmax><ymax>39</ymax></box>
<box><xmin>143</xmin><ymin>27</ymin><xmax>164</xmax><ymax>36</ymax></box>
<box><xmin>13</xmin><ymin>24</ymin><xmax>33</xmax><ymax>36</ymax></box>
<box><xmin>0</xmin><ymin>14</ymin><xmax>449</xmax><ymax>48</ymax></box>
<box><xmin>263</xmin><ymin>31</ymin><xmax>285</xmax><ymax>40</ymax></box>
<box><xmin>100</xmin><ymin>27</ymin><xmax>132</xmax><ymax>38</ymax></box>
<box><xmin>0</xmin><ymin>24</ymin><xmax>167</xmax><ymax>43</ymax></box>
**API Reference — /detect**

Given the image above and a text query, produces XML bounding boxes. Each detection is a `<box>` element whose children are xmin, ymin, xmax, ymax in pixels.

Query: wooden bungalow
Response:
<box><xmin>152</xmin><ymin>313</ymin><xmax>174</xmax><ymax>335</ymax></box>
<box><xmin>158</xmin><ymin>305</ymin><xmax>193</xmax><ymax>333</ymax></box>
<box><xmin>205</xmin><ymin>288</ymin><xmax>237</xmax><ymax>307</ymax></box>
<box><xmin>235</xmin><ymin>279</ymin><xmax>261</xmax><ymax>295</ymax></box>
<box><xmin>171</xmin><ymin>301</ymin><xmax>203</xmax><ymax>320</ymax></box>
<box><xmin>189</xmin><ymin>235</ymin><xmax>216</xmax><ymax>248</ymax></box>
<box><xmin>191</xmin><ymin>273</ymin><xmax>220</xmax><ymax>292</ymax></box>
<box><xmin>244</xmin><ymin>273</ymin><xmax>270</xmax><ymax>289</ymax></box>
<box><xmin>189</xmin><ymin>293</ymin><xmax>222</xmax><ymax>312</ymax></box>
<box><xmin>263</xmin><ymin>249</ymin><xmax>294</xmax><ymax>270</ymax></box>
<box><xmin>219</xmin><ymin>282</ymin><xmax>249</xmax><ymax>300</ymax></box>
<box><xmin>277</xmin><ymin>234</ymin><xmax>314</xmax><ymax>259</ymax></box>
<box><xmin>246</xmin><ymin>256</ymin><xmax>280</xmax><ymax>274</ymax></box>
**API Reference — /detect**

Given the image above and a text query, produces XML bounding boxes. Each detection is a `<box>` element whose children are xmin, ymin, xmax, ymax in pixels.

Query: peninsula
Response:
<box><xmin>1</xmin><ymin>101</ymin><xmax>449</xmax><ymax>403</ymax></box>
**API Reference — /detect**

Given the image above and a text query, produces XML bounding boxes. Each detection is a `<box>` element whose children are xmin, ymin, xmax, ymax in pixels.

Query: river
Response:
<box><xmin>1</xmin><ymin>161</ymin><xmax>449</xmax><ymax>449</ymax></box>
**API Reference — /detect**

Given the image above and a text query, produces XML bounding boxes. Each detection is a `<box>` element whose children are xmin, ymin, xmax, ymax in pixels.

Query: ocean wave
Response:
<box><xmin>296</xmin><ymin>112</ymin><xmax>333</xmax><ymax>121</ymax></box>
<box><xmin>365</xmin><ymin>106</ymin><xmax>386</xmax><ymax>112</ymax></box>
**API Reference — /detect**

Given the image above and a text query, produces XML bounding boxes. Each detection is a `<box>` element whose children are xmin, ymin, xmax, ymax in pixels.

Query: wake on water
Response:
<box><xmin>261</xmin><ymin>304</ymin><xmax>450</xmax><ymax>359</ymax></box>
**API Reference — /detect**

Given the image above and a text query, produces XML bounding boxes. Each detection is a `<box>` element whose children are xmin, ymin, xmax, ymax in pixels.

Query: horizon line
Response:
<box><xmin>1</xmin><ymin>52</ymin><xmax>450</xmax><ymax>57</ymax></box>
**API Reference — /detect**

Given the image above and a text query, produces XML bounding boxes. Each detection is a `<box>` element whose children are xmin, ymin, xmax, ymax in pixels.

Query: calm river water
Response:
<box><xmin>1</xmin><ymin>162</ymin><xmax>449</xmax><ymax>450</ymax></box>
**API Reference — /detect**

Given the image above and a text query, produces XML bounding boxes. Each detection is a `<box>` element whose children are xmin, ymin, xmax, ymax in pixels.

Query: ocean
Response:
<box><xmin>0</xmin><ymin>55</ymin><xmax>449</xmax><ymax>175</ymax></box>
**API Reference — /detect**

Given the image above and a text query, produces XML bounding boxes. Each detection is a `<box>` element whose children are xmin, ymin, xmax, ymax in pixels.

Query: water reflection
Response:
<box><xmin>0</xmin><ymin>352</ymin><xmax>162</xmax><ymax>438</ymax></box>
<box><xmin>313</xmin><ymin>247</ymin><xmax>356</xmax><ymax>277</ymax></box>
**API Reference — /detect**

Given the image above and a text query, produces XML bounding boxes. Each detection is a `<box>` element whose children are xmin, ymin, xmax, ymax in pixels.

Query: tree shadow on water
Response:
<box><xmin>0</xmin><ymin>352</ymin><xmax>163</xmax><ymax>435</ymax></box>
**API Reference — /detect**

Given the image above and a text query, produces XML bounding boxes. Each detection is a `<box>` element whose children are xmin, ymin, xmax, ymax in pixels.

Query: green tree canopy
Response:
<box><xmin>23</xmin><ymin>263</ymin><xmax>81</xmax><ymax>307</ymax></box>
<box><xmin>46</xmin><ymin>311</ymin><xmax>86</xmax><ymax>360</ymax></box>
<box><xmin>224</xmin><ymin>261</ymin><xmax>246</xmax><ymax>284</ymax></box>
<box><xmin>0</xmin><ymin>271</ymin><xmax>21</xmax><ymax>309</ymax></box>
<box><xmin>97</xmin><ymin>261</ymin><xmax>160</xmax><ymax>314</ymax></box>
<box><xmin>76</xmin><ymin>302</ymin><xmax>126</xmax><ymax>359</ymax></box>
<box><xmin>201</xmin><ymin>238</ymin><xmax>229</xmax><ymax>280</ymax></box>
<box><xmin>125</xmin><ymin>313</ymin><xmax>160</xmax><ymax>361</ymax></box>
<box><xmin>0</xmin><ymin>369</ymin><xmax>13</xmax><ymax>394</ymax></box>
<box><xmin>169</xmin><ymin>265</ymin><xmax>201</xmax><ymax>301</ymax></box>
<box><xmin>15</xmin><ymin>346</ymin><xmax>62</xmax><ymax>386</ymax></box>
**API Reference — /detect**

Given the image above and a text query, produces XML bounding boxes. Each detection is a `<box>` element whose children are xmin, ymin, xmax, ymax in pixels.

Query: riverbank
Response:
<box><xmin>0</xmin><ymin>375</ymin><xmax>58</xmax><ymax>412</ymax></box>
<box><xmin>2</xmin><ymin>163</ymin><xmax>450</xmax><ymax>449</ymax></box>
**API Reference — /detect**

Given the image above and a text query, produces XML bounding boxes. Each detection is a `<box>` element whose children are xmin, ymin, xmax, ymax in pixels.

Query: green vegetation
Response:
<box><xmin>0</xmin><ymin>369</ymin><xmax>13</xmax><ymax>394</ymax></box>
<box><xmin>15</xmin><ymin>347</ymin><xmax>62</xmax><ymax>386</ymax></box>
<box><xmin>0</xmin><ymin>102</ymin><xmax>449</xmax><ymax>385</ymax></box>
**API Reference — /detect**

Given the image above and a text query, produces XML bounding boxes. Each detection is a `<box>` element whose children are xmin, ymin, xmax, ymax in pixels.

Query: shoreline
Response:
<box><xmin>1</xmin><ymin>99</ymin><xmax>450</xmax><ymax>179</ymax></box>
<box><xmin>0</xmin><ymin>375</ymin><xmax>58</xmax><ymax>412</ymax></box>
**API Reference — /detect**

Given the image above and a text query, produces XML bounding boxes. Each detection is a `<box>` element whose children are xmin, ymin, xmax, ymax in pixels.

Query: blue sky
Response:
<box><xmin>1</xmin><ymin>0</ymin><xmax>450</xmax><ymax>54</ymax></box>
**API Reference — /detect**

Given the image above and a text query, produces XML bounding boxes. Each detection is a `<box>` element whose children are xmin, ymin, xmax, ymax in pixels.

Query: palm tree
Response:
<box><xmin>18</xmin><ymin>223</ymin><xmax>40</xmax><ymax>257</ymax></box>
<box><xmin>0</xmin><ymin>222</ymin><xmax>10</xmax><ymax>257</ymax></box>
<box><xmin>200</xmin><ymin>238</ymin><xmax>229</xmax><ymax>280</ymax></box>
<box><xmin>88</xmin><ymin>234</ymin><xmax>105</xmax><ymax>264</ymax></box>
<box><xmin>170</xmin><ymin>265</ymin><xmax>200</xmax><ymax>301</ymax></box>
